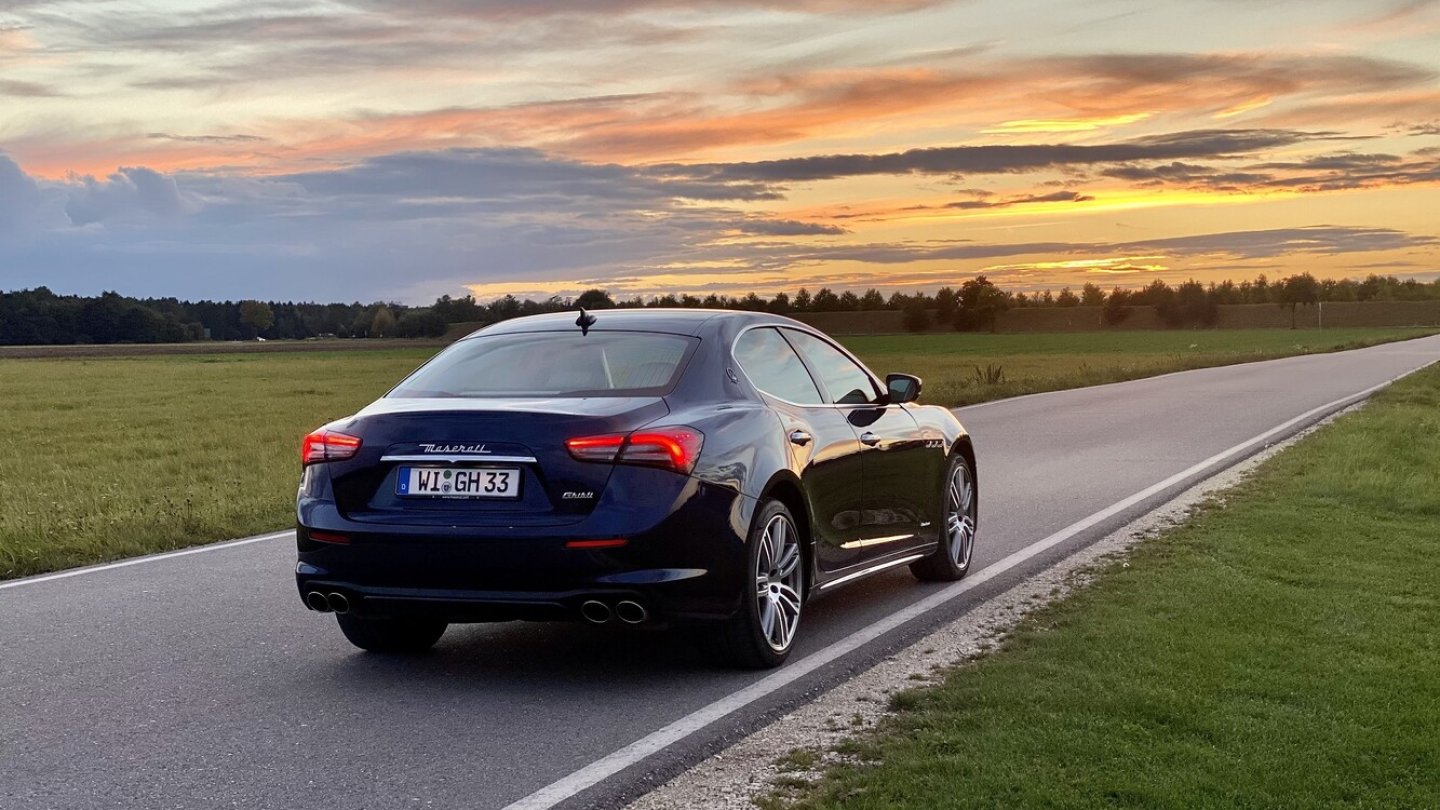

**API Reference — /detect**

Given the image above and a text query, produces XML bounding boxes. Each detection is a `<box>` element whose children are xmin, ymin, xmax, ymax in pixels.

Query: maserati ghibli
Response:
<box><xmin>295</xmin><ymin>309</ymin><xmax>977</xmax><ymax>668</ymax></box>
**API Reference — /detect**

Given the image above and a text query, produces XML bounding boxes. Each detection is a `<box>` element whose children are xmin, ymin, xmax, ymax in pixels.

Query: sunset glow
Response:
<box><xmin>0</xmin><ymin>0</ymin><xmax>1437</xmax><ymax>302</ymax></box>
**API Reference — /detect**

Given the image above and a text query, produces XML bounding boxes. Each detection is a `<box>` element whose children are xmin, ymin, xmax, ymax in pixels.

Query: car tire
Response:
<box><xmin>335</xmin><ymin>613</ymin><xmax>448</xmax><ymax>653</ymax></box>
<box><xmin>911</xmin><ymin>453</ymin><xmax>977</xmax><ymax>582</ymax></box>
<box><xmin>712</xmin><ymin>498</ymin><xmax>805</xmax><ymax>669</ymax></box>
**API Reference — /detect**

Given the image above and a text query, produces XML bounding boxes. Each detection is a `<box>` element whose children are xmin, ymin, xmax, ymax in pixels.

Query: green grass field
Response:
<box><xmin>0</xmin><ymin>327</ymin><xmax>1432</xmax><ymax>580</ymax></box>
<box><xmin>765</xmin><ymin>364</ymin><xmax>1440</xmax><ymax>809</ymax></box>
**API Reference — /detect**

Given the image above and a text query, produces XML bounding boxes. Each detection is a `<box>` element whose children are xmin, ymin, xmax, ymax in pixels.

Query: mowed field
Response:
<box><xmin>0</xmin><ymin>327</ymin><xmax>1433</xmax><ymax>580</ymax></box>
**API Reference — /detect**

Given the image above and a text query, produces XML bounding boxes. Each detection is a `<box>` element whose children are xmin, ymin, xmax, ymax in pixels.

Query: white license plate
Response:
<box><xmin>397</xmin><ymin>466</ymin><xmax>521</xmax><ymax>499</ymax></box>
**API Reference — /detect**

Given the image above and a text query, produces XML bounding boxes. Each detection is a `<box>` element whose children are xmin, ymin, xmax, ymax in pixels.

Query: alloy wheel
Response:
<box><xmin>754</xmin><ymin>513</ymin><xmax>803</xmax><ymax>652</ymax></box>
<box><xmin>946</xmin><ymin>462</ymin><xmax>977</xmax><ymax>569</ymax></box>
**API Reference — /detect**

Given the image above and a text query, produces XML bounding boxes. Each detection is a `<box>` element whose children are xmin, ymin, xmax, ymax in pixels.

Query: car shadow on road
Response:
<box><xmin>316</xmin><ymin>569</ymin><xmax>938</xmax><ymax>690</ymax></box>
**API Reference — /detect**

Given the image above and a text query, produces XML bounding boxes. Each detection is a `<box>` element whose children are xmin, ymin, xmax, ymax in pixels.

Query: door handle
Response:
<box><xmin>859</xmin><ymin>431</ymin><xmax>881</xmax><ymax>447</ymax></box>
<box><xmin>788</xmin><ymin>430</ymin><xmax>813</xmax><ymax>446</ymax></box>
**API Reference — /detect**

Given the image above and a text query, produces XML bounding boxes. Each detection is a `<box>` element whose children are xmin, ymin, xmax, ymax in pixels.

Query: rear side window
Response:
<box><xmin>783</xmin><ymin>329</ymin><xmax>881</xmax><ymax>405</ymax></box>
<box><xmin>389</xmin><ymin>331</ymin><xmax>695</xmax><ymax>398</ymax></box>
<box><xmin>734</xmin><ymin>327</ymin><xmax>824</xmax><ymax>405</ymax></box>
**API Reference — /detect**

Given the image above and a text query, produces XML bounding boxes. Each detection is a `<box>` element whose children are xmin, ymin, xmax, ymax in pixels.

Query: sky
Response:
<box><xmin>0</xmin><ymin>0</ymin><xmax>1438</xmax><ymax>304</ymax></box>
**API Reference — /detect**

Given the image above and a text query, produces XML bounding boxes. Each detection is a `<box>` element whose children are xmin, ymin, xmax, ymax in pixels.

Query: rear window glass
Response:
<box><xmin>389</xmin><ymin>331</ymin><xmax>696</xmax><ymax>398</ymax></box>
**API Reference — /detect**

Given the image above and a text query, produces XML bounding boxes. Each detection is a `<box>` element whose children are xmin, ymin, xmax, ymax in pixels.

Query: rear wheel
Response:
<box><xmin>336</xmin><ymin>613</ymin><xmax>448</xmax><ymax>653</ymax></box>
<box><xmin>713</xmin><ymin>499</ymin><xmax>804</xmax><ymax>669</ymax></box>
<box><xmin>911</xmin><ymin>453</ymin><xmax>977</xmax><ymax>582</ymax></box>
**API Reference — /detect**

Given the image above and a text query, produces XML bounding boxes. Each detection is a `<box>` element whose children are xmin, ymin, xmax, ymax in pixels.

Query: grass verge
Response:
<box><xmin>0</xmin><ymin>327</ymin><xmax>1432</xmax><ymax>579</ymax></box>
<box><xmin>765</xmin><ymin>363</ymin><xmax>1440</xmax><ymax>808</ymax></box>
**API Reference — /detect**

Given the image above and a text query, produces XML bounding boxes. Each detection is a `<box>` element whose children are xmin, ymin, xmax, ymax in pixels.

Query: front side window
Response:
<box><xmin>734</xmin><ymin>327</ymin><xmax>824</xmax><ymax>405</ymax></box>
<box><xmin>783</xmin><ymin>329</ymin><xmax>880</xmax><ymax>405</ymax></box>
<box><xmin>389</xmin><ymin>331</ymin><xmax>695</xmax><ymax>398</ymax></box>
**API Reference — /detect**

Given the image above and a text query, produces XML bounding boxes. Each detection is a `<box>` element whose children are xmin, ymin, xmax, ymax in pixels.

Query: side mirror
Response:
<box><xmin>885</xmin><ymin>373</ymin><xmax>922</xmax><ymax>404</ymax></box>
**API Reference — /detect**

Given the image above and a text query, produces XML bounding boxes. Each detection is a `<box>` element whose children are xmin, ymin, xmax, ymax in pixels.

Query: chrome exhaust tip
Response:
<box><xmin>327</xmin><ymin>592</ymin><xmax>350</xmax><ymax>614</ymax></box>
<box><xmin>580</xmin><ymin>600</ymin><xmax>612</xmax><ymax>624</ymax></box>
<box><xmin>305</xmin><ymin>591</ymin><xmax>332</xmax><ymax>613</ymax></box>
<box><xmin>615</xmin><ymin>600</ymin><xmax>648</xmax><ymax>625</ymax></box>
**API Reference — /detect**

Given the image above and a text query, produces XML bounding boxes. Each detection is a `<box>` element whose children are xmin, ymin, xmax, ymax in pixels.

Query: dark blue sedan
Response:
<box><xmin>296</xmin><ymin>309</ymin><xmax>977</xmax><ymax>668</ymax></box>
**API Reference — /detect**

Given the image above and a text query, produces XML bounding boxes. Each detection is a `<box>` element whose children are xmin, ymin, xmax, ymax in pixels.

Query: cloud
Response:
<box><xmin>658</xmin><ymin>129</ymin><xmax>1321</xmax><ymax>183</ymax></box>
<box><xmin>943</xmin><ymin>190</ymin><xmax>1093</xmax><ymax>209</ymax></box>
<box><xmin>340</xmin><ymin>0</ymin><xmax>940</xmax><ymax>20</ymax></box>
<box><xmin>0</xmin><ymin>78</ymin><xmax>59</xmax><ymax>97</ymax></box>
<box><xmin>63</xmin><ymin>167</ymin><xmax>192</xmax><ymax>225</ymax></box>
<box><xmin>147</xmin><ymin>133</ymin><xmax>269</xmax><ymax>144</ymax></box>
<box><xmin>0</xmin><ymin>152</ymin><xmax>56</xmax><ymax>234</ymax></box>
<box><xmin>731</xmin><ymin>218</ymin><xmax>846</xmax><ymax>236</ymax></box>
<box><xmin>277</xmin><ymin>147</ymin><xmax>778</xmax><ymax>202</ymax></box>
<box><xmin>1103</xmin><ymin>151</ymin><xmax>1440</xmax><ymax>194</ymax></box>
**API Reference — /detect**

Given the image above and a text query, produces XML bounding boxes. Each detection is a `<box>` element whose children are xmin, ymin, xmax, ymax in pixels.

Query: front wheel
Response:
<box><xmin>713</xmin><ymin>499</ymin><xmax>805</xmax><ymax>669</ymax></box>
<box><xmin>336</xmin><ymin>613</ymin><xmax>448</xmax><ymax>653</ymax></box>
<box><xmin>911</xmin><ymin>453</ymin><xmax>977</xmax><ymax>582</ymax></box>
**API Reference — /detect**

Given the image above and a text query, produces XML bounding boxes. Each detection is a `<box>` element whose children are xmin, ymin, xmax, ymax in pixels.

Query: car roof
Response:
<box><xmin>461</xmin><ymin>308</ymin><xmax>812</xmax><ymax>339</ymax></box>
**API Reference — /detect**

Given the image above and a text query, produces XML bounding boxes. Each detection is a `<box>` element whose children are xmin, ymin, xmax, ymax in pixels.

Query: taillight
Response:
<box><xmin>301</xmin><ymin>428</ymin><xmax>362</xmax><ymax>465</ymax></box>
<box><xmin>566</xmin><ymin>427</ymin><xmax>703</xmax><ymax>474</ymax></box>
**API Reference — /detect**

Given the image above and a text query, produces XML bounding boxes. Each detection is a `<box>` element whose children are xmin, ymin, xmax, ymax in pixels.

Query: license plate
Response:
<box><xmin>397</xmin><ymin>466</ymin><xmax>521</xmax><ymax>499</ymax></box>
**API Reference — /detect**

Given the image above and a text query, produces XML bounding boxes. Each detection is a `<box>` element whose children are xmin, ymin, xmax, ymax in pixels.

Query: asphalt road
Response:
<box><xmin>4</xmin><ymin>335</ymin><xmax>1439</xmax><ymax>810</ymax></box>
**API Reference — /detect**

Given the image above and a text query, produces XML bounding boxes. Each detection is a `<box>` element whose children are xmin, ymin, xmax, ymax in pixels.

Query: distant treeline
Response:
<box><xmin>0</xmin><ymin>289</ymin><xmax>448</xmax><ymax>345</ymax></box>
<box><xmin>2</xmin><ymin>272</ymin><xmax>1437</xmax><ymax>345</ymax></box>
<box><xmin>441</xmin><ymin>272</ymin><xmax>1440</xmax><ymax>332</ymax></box>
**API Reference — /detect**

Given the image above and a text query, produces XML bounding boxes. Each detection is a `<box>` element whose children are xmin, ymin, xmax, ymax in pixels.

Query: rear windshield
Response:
<box><xmin>389</xmin><ymin>331</ymin><xmax>697</xmax><ymax>398</ymax></box>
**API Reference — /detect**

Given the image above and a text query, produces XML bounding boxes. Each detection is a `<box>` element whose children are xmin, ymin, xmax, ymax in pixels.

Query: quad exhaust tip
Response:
<box><xmin>327</xmin><ymin>592</ymin><xmax>350</xmax><ymax>614</ymax></box>
<box><xmin>615</xmin><ymin>600</ymin><xmax>648</xmax><ymax>625</ymax></box>
<box><xmin>305</xmin><ymin>591</ymin><xmax>332</xmax><ymax>613</ymax></box>
<box><xmin>580</xmin><ymin>600</ymin><xmax>612</xmax><ymax>624</ymax></box>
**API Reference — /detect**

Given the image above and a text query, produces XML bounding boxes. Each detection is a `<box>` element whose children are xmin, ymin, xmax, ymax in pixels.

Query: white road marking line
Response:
<box><xmin>500</xmin><ymin>364</ymin><xmax>1433</xmax><ymax>810</ymax></box>
<box><xmin>0</xmin><ymin>530</ymin><xmax>295</xmax><ymax>591</ymax></box>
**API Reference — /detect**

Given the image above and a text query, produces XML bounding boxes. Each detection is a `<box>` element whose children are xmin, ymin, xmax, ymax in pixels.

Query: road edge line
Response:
<box><xmin>0</xmin><ymin>529</ymin><xmax>295</xmax><ymax>591</ymax></box>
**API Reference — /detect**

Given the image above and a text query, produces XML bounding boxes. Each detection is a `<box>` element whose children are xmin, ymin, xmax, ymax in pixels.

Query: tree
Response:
<box><xmin>238</xmin><ymin>300</ymin><xmax>274</xmax><ymax>336</ymax></box>
<box><xmin>791</xmin><ymin>288</ymin><xmax>812</xmax><ymax>313</ymax></box>
<box><xmin>575</xmin><ymin>289</ymin><xmax>616</xmax><ymax>310</ymax></box>
<box><xmin>902</xmin><ymin>299</ymin><xmax>931</xmax><ymax>333</ymax></box>
<box><xmin>811</xmin><ymin>288</ymin><xmax>839</xmax><ymax>311</ymax></box>
<box><xmin>1176</xmin><ymin>279</ymin><xmax>1218</xmax><ymax>327</ymax></box>
<box><xmin>768</xmin><ymin>292</ymin><xmax>792</xmax><ymax>314</ymax></box>
<box><xmin>1102</xmin><ymin>288</ymin><xmax>1132</xmax><ymax>326</ymax></box>
<box><xmin>1277</xmin><ymin>273</ymin><xmax>1320</xmax><ymax>329</ymax></box>
<box><xmin>396</xmin><ymin>310</ymin><xmax>448</xmax><ymax>338</ymax></box>
<box><xmin>954</xmin><ymin>275</ymin><xmax>1009</xmax><ymax>332</ymax></box>
<box><xmin>432</xmin><ymin>294</ymin><xmax>483</xmax><ymax>323</ymax></box>
<box><xmin>370</xmin><ymin>306</ymin><xmax>397</xmax><ymax>338</ymax></box>
<box><xmin>1080</xmin><ymin>283</ymin><xmax>1106</xmax><ymax>307</ymax></box>
<box><xmin>836</xmin><ymin>290</ymin><xmax>860</xmax><ymax>311</ymax></box>
<box><xmin>859</xmin><ymin>289</ymin><xmax>886</xmax><ymax>310</ymax></box>
<box><xmin>933</xmin><ymin>287</ymin><xmax>958</xmax><ymax>321</ymax></box>
<box><xmin>1056</xmin><ymin>287</ymin><xmax>1080</xmax><ymax>307</ymax></box>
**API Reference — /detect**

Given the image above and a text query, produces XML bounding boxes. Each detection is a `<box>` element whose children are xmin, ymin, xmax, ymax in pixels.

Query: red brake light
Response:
<box><xmin>566</xmin><ymin>427</ymin><xmax>703</xmax><ymax>474</ymax></box>
<box><xmin>564</xmin><ymin>434</ymin><xmax>626</xmax><ymax>463</ymax></box>
<box><xmin>301</xmin><ymin>428</ymin><xmax>362</xmax><ymax>465</ymax></box>
<box><xmin>564</xmin><ymin>538</ymin><xmax>629</xmax><ymax>550</ymax></box>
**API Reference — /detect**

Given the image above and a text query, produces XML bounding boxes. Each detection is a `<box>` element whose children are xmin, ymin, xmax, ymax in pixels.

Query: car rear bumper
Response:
<box><xmin>295</xmin><ymin>477</ymin><xmax>755</xmax><ymax>623</ymax></box>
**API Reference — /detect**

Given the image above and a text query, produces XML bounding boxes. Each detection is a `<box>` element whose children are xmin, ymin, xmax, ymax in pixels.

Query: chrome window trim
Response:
<box><xmin>730</xmin><ymin>323</ymin><xmax>901</xmax><ymax>411</ymax></box>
